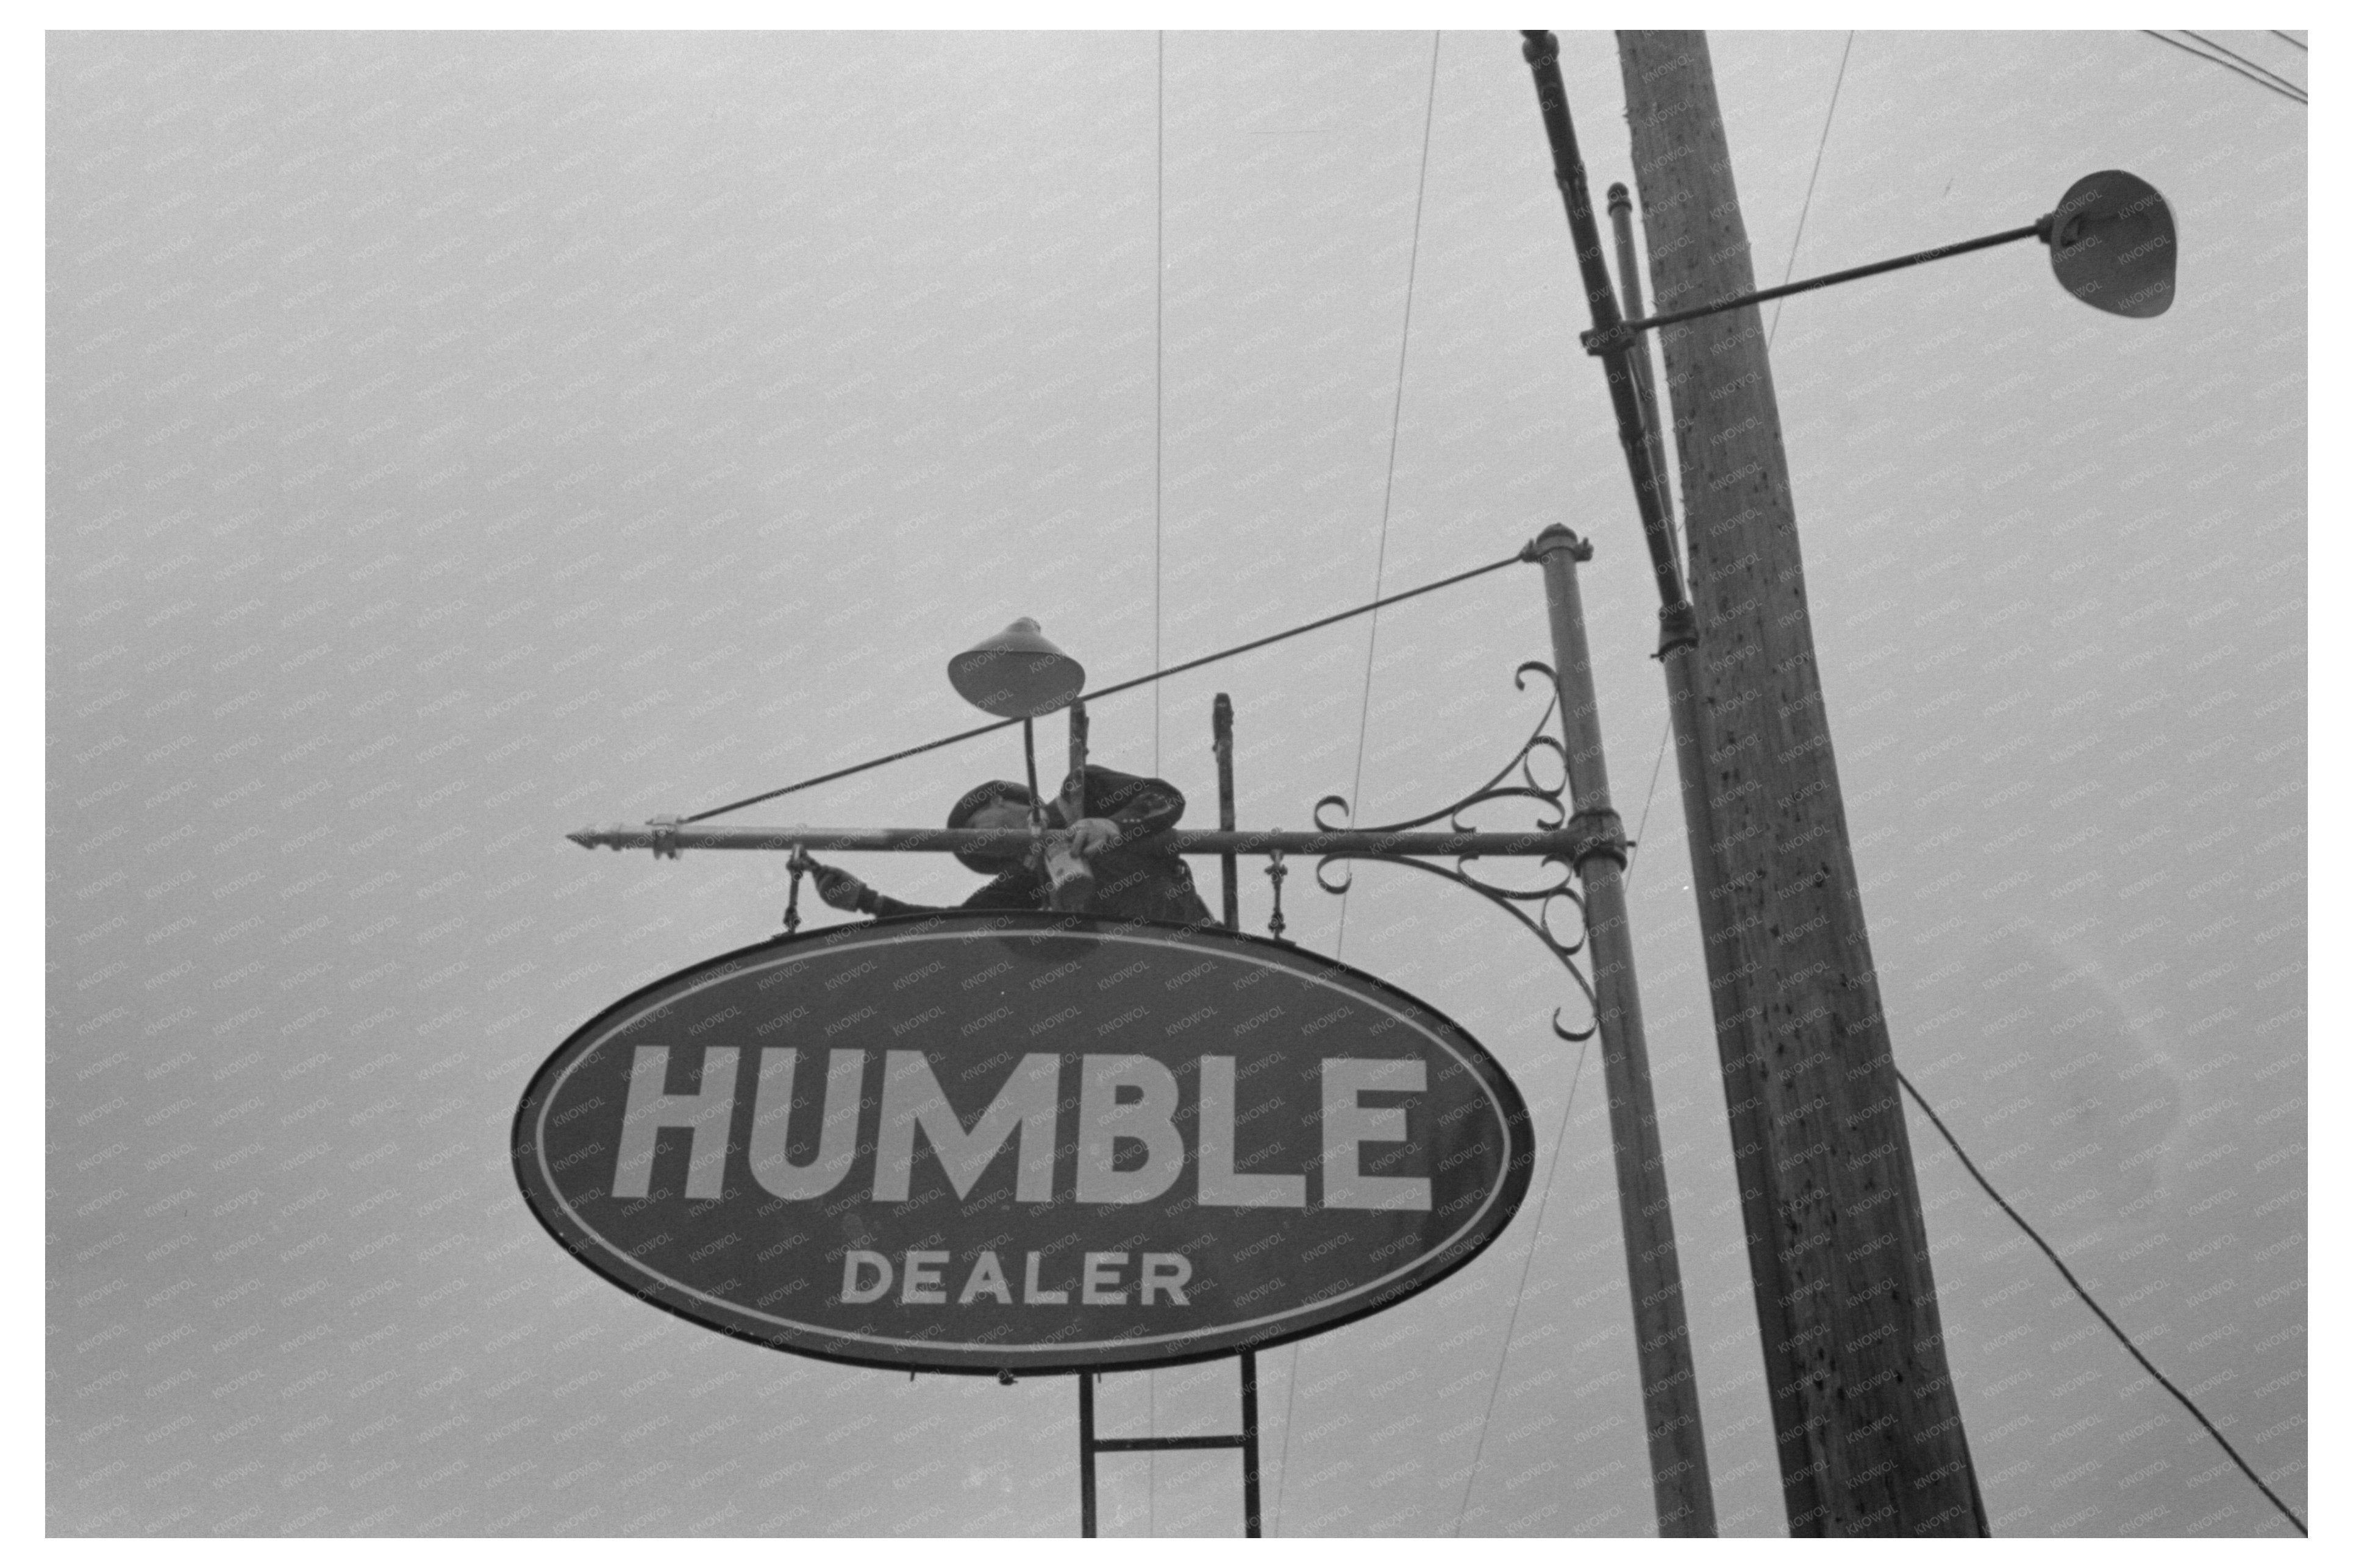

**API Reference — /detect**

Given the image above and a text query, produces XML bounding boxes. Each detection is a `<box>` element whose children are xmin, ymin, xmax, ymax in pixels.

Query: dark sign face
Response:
<box><xmin>513</xmin><ymin>914</ymin><xmax>1533</xmax><ymax>1375</ymax></box>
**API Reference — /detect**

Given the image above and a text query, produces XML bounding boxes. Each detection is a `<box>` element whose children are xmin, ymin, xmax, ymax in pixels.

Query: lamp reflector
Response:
<box><xmin>2046</xmin><ymin>169</ymin><xmax>2177</xmax><ymax>319</ymax></box>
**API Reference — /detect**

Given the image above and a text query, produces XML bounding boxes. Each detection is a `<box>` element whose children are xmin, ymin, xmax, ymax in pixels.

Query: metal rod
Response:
<box><xmin>1021</xmin><ymin>716</ymin><xmax>1043</xmax><ymax>827</ymax></box>
<box><xmin>571</xmin><ymin>823</ymin><xmax>1599</xmax><ymax>858</ymax></box>
<box><xmin>1518</xmin><ymin>30</ymin><xmax>1686</xmax><ymax>618</ymax></box>
<box><xmin>1240</xmin><ymin>1350</ymin><xmax>1262</xmax><ymax>1539</ymax></box>
<box><xmin>1213</xmin><ymin>694</ymin><xmax>1239</xmax><ymax>930</ymax></box>
<box><xmin>1605</xmin><ymin>182</ymin><xmax>1684</xmax><ymax>605</ymax></box>
<box><xmin>1584</xmin><ymin>221</ymin><xmax>2046</xmax><ymax>354</ymax></box>
<box><xmin>1079</xmin><ymin>1372</ymin><xmax>1098</xmax><ymax>1539</ymax></box>
<box><xmin>1215</xmin><ymin>699</ymin><xmax>1264</xmax><ymax>1539</ymax></box>
<box><xmin>1091</xmin><ymin>1436</ymin><xmax>1248</xmax><ymax>1453</ymax></box>
<box><xmin>1068</xmin><ymin>699</ymin><xmax>1088</xmax><ymax>817</ymax></box>
<box><xmin>1528</xmin><ymin>526</ymin><xmax>1718</xmax><ymax>1538</ymax></box>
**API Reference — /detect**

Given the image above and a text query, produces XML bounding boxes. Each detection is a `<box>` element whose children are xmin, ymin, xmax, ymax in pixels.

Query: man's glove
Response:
<box><xmin>1067</xmin><ymin>818</ymin><xmax>1121</xmax><ymax>857</ymax></box>
<box><xmin>812</xmin><ymin>866</ymin><xmax>871</xmax><ymax>913</ymax></box>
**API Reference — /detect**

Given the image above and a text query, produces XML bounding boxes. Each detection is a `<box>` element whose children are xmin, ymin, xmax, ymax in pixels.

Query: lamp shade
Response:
<box><xmin>948</xmin><ymin>618</ymin><xmax>1087</xmax><ymax>718</ymax></box>
<box><xmin>2046</xmin><ymin>169</ymin><xmax>2176</xmax><ymax>319</ymax></box>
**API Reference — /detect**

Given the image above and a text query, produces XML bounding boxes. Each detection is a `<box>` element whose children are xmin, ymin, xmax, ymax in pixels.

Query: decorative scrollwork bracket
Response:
<box><xmin>1310</xmin><ymin>664</ymin><xmax>1598</xmax><ymax>1042</ymax></box>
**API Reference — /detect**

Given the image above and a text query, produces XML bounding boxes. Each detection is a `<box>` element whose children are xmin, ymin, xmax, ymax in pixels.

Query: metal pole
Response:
<box><xmin>571</xmin><ymin>823</ymin><xmax>1609</xmax><ymax>858</ymax></box>
<box><xmin>1079</xmin><ymin>1373</ymin><xmax>1099</xmax><ymax>1539</ymax></box>
<box><xmin>1518</xmin><ymin>31</ymin><xmax>1684</xmax><ymax>615</ymax></box>
<box><xmin>1021</xmin><ymin>717</ymin><xmax>1042</xmax><ymax>816</ymax></box>
<box><xmin>1240</xmin><ymin>1350</ymin><xmax>1262</xmax><ymax>1538</ymax></box>
<box><xmin>1215</xmin><ymin>694</ymin><xmax>1262</xmax><ymax>1539</ymax></box>
<box><xmin>1584</xmin><ymin>222</ymin><xmax>2045</xmax><ymax>354</ymax></box>
<box><xmin>1213</xmin><ymin>694</ymin><xmax>1239</xmax><ymax>929</ymax></box>
<box><xmin>1068</xmin><ymin>698</ymin><xmax>1089</xmax><ymax>816</ymax></box>
<box><xmin>1527</xmin><ymin>526</ymin><xmax>1716</xmax><ymax>1538</ymax></box>
<box><xmin>1605</xmin><ymin>182</ymin><xmax>1682</xmax><ymax>595</ymax></box>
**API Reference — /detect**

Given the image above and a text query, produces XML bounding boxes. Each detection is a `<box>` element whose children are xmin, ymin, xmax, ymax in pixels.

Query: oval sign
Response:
<box><xmin>512</xmin><ymin>913</ymin><xmax>1534</xmax><ymax>1375</ymax></box>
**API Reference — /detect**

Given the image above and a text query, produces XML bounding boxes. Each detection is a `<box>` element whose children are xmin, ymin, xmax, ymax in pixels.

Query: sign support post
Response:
<box><xmin>1528</xmin><ymin>526</ymin><xmax>1717</xmax><ymax>1537</ymax></box>
<box><xmin>1216</xmin><ymin>692</ymin><xmax>1266</xmax><ymax>1539</ymax></box>
<box><xmin>1069</xmin><ymin>695</ymin><xmax>1267</xmax><ymax>1539</ymax></box>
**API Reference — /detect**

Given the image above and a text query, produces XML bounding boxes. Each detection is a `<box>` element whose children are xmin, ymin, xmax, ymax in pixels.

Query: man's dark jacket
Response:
<box><xmin>867</xmin><ymin>764</ymin><xmax>1215</xmax><ymax>927</ymax></box>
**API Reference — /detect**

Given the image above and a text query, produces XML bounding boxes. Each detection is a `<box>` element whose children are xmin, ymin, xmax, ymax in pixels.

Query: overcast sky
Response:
<box><xmin>48</xmin><ymin>27</ymin><xmax>2305</xmax><ymax>1538</ymax></box>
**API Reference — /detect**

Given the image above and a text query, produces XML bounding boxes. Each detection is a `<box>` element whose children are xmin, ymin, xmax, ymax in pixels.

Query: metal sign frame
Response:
<box><xmin>509</xmin><ymin>909</ymin><xmax>1536</xmax><ymax>1380</ymax></box>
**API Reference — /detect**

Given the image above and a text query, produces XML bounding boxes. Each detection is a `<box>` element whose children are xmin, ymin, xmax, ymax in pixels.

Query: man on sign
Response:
<box><xmin>813</xmin><ymin>764</ymin><xmax>1215</xmax><ymax>927</ymax></box>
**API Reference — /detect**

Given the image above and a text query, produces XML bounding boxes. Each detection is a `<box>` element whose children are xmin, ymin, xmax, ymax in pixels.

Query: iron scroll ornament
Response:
<box><xmin>1310</xmin><ymin>662</ymin><xmax>1597</xmax><ymax>1042</ymax></box>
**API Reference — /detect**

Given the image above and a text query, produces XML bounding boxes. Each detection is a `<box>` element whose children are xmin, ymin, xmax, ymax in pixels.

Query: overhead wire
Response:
<box><xmin>1153</xmin><ymin>30</ymin><xmax>1165</xmax><ymax>779</ymax></box>
<box><xmin>677</xmin><ymin>552</ymin><xmax>1521</xmax><ymax>823</ymax></box>
<box><xmin>2141</xmin><ymin>30</ymin><xmax>2308</xmax><ymax>104</ymax></box>
<box><xmin>2271</xmin><ymin>29</ymin><xmax>2307</xmax><ymax>52</ymax></box>
<box><xmin>1275</xmin><ymin>35</ymin><xmax>1443</xmax><ymax>1534</ymax></box>
<box><xmin>1450</xmin><ymin>1035</ymin><xmax>1593</xmax><ymax>1534</ymax></box>
<box><xmin>1768</xmin><ymin>30</ymin><xmax>1854</xmax><ymax>347</ymax></box>
<box><xmin>1148</xmin><ymin>35</ymin><xmax>1163</xmax><ymax>1525</ymax></box>
<box><xmin>1334</xmin><ymin>29</ymin><xmax>1443</xmax><ymax>957</ymax></box>
<box><xmin>2180</xmin><ymin>28</ymin><xmax>2308</xmax><ymax>97</ymax></box>
<box><xmin>1898</xmin><ymin>1071</ymin><xmax>2309</xmax><ymax>1538</ymax></box>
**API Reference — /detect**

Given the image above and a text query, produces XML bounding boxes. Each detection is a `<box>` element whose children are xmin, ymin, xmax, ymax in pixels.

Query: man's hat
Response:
<box><xmin>947</xmin><ymin>780</ymin><xmax>1034</xmax><ymax>873</ymax></box>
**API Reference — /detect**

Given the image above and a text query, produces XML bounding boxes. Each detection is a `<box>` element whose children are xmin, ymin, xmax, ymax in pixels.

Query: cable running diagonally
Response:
<box><xmin>1767</xmin><ymin>31</ymin><xmax>1854</xmax><ymax>347</ymax></box>
<box><xmin>1623</xmin><ymin>717</ymin><xmax>1671</xmax><ymax>882</ymax></box>
<box><xmin>2180</xmin><ymin>29</ymin><xmax>2307</xmax><ymax>97</ymax></box>
<box><xmin>678</xmin><ymin>553</ymin><xmax>1519</xmax><ymax>822</ymax></box>
<box><xmin>1273</xmin><ymin>38</ymin><xmax>1444</xmax><ymax>1536</ymax></box>
<box><xmin>2141</xmin><ymin>30</ymin><xmax>2308</xmax><ymax>104</ymax></box>
<box><xmin>1898</xmin><ymin>1071</ymin><xmax>2309</xmax><ymax>1538</ymax></box>
<box><xmin>1451</xmin><ymin>1035</ymin><xmax>1592</xmax><ymax>1534</ymax></box>
<box><xmin>1334</xmin><ymin>29</ymin><xmax>1443</xmax><ymax>957</ymax></box>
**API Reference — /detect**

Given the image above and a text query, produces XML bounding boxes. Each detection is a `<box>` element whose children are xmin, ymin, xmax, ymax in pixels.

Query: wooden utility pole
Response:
<box><xmin>1612</xmin><ymin>32</ymin><xmax>1990</xmax><ymax>1536</ymax></box>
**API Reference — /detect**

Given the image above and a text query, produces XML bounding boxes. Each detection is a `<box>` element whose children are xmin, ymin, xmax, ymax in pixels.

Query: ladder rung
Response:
<box><xmin>1089</xmin><ymin>1434</ymin><xmax>1248</xmax><ymax>1453</ymax></box>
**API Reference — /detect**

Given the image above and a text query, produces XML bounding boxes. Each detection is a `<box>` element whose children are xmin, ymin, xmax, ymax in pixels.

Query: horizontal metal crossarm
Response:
<box><xmin>1088</xmin><ymin>1435</ymin><xmax>1249</xmax><ymax>1453</ymax></box>
<box><xmin>569</xmin><ymin>822</ymin><xmax>1588</xmax><ymax>859</ymax></box>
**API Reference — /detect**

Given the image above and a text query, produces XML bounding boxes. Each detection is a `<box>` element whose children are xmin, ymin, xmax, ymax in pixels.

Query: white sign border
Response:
<box><xmin>527</xmin><ymin>923</ymin><xmax>1527</xmax><ymax>1359</ymax></box>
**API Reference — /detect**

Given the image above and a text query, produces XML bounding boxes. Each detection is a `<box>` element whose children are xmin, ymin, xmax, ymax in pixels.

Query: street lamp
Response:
<box><xmin>1580</xmin><ymin>168</ymin><xmax>2177</xmax><ymax>355</ymax></box>
<box><xmin>948</xmin><ymin>616</ymin><xmax>1086</xmax><ymax>821</ymax></box>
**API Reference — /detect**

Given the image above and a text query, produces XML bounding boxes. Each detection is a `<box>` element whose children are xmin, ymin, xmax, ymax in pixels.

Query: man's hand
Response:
<box><xmin>1067</xmin><ymin>818</ymin><xmax>1121</xmax><ymax>857</ymax></box>
<box><xmin>812</xmin><ymin>867</ymin><xmax>869</xmax><ymax>912</ymax></box>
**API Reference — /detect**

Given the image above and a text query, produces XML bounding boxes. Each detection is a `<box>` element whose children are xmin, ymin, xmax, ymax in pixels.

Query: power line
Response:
<box><xmin>1335</xmin><ymin>29</ymin><xmax>1442</xmax><ymax>957</ymax></box>
<box><xmin>2141</xmin><ymin>30</ymin><xmax>2308</xmax><ymax>105</ymax></box>
<box><xmin>1153</xmin><ymin>31</ymin><xmax>1165</xmax><ymax>778</ymax></box>
<box><xmin>1276</xmin><ymin>45</ymin><xmax>1445</xmax><ymax>1530</ymax></box>
<box><xmin>1768</xmin><ymin>30</ymin><xmax>1855</xmax><ymax>346</ymax></box>
<box><xmin>681</xmin><ymin>551</ymin><xmax>1523</xmax><ymax>822</ymax></box>
<box><xmin>2271</xmin><ymin>29</ymin><xmax>2307</xmax><ymax>52</ymax></box>
<box><xmin>2182</xmin><ymin>29</ymin><xmax>2308</xmax><ymax>96</ymax></box>
<box><xmin>1897</xmin><ymin>1071</ymin><xmax>2310</xmax><ymax>1538</ymax></box>
<box><xmin>1451</xmin><ymin>1035</ymin><xmax>1593</xmax><ymax>1534</ymax></box>
<box><xmin>1151</xmin><ymin>47</ymin><xmax>1165</xmax><ymax>1501</ymax></box>
<box><xmin>1623</xmin><ymin>716</ymin><xmax>1671</xmax><ymax>881</ymax></box>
